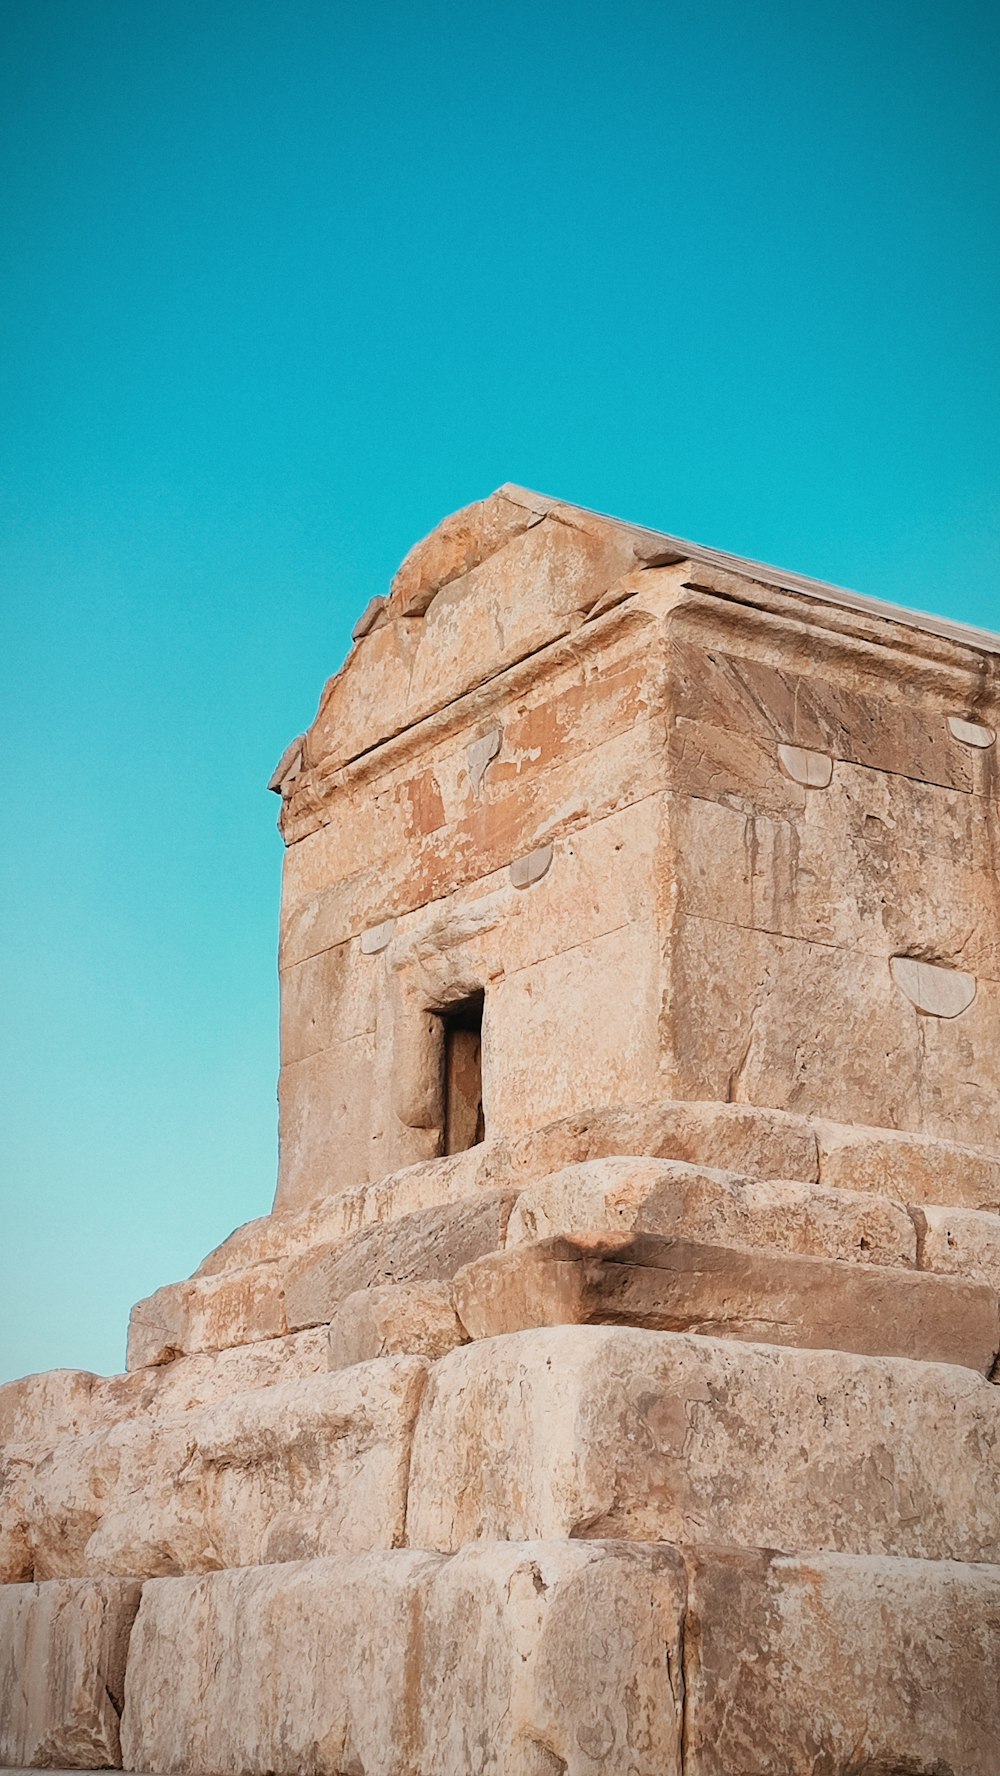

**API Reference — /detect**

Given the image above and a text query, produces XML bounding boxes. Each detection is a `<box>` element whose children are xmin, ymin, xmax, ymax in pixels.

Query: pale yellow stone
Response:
<box><xmin>284</xmin><ymin>1193</ymin><xmax>515</xmax><ymax>1332</ymax></box>
<box><xmin>414</xmin><ymin>1538</ymin><xmax>685</xmax><ymax>1776</ymax></box>
<box><xmin>120</xmin><ymin>1541</ymin><xmax>686</xmax><ymax>1776</ymax></box>
<box><xmin>326</xmin><ymin>1280</ymin><xmax>467</xmax><ymax>1369</ymax></box>
<box><xmin>505</xmin><ymin>1156</ymin><xmax>916</xmax><ymax>1268</ymax></box>
<box><xmin>27</xmin><ymin>1360</ymin><xmax>426</xmax><ymax>1579</ymax></box>
<box><xmin>916</xmin><ymin>1202</ymin><xmax>1000</xmax><ymax>1290</ymax></box>
<box><xmin>487</xmin><ymin>921</ymin><xmax>660</xmax><ymax>1136</ymax></box>
<box><xmin>452</xmin><ymin>1232</ymin><xmax>997</xmax><ymax>1371</ymax></box>
<box><xmin>127</xmin><ymin>1262</ymin><xmax>289</xmax><ymax>1368</ymax></box>
<box><xmin>405</xmin><ymin>1325</ymin><xmax>1000</xmax><ymax>1559</ymax></box>
<box><xmin>685</xmin><ymin>1550</ymin><xmax>1000</xmax><ymax>1775</ymax></box>
<box><xmin>0</xmin><ymin>1577</ymin><xmax>141</xmax><ymax>1768</ymax></box>
<box><xmin>817</xmin><ymin>1117</ymin><xmax>1000</xmax><ymax>1208</ymax></box>
<box><xmin>120</xmin><ymin>1551</ymin><xmax>440</xmax><ymax>1776</ymax></box>
<box><xmin>0</xmin><ymin>1369</ymin><xmax>103</xmax><ymax>1446</ymax></box>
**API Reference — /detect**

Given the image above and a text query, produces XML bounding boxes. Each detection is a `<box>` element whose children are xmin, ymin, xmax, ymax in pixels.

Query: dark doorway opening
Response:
<box><xmin>440</xmin><ymin>991</ymin><xmax>485</xmax><ymax>1155</ymax></box>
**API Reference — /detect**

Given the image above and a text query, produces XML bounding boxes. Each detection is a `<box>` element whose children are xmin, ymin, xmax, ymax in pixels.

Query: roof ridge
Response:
<box><xmin>498</xmin><ymin>485</ymin><xmax>1000</xmax><ymax>657</ymax></box>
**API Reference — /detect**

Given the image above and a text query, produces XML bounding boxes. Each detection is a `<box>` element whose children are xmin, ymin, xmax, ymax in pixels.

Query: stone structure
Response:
<box><xmin>3</xmin><ymin>485</ymin><xmax>1000</xmax><ymax>1772</ymax></box>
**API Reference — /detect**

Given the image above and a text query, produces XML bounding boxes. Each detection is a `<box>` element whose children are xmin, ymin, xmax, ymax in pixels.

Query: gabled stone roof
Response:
<box><xmin>269</xmin><ymin>486</ymin><xmax>1000</xmax><ymax>815</ymax></box>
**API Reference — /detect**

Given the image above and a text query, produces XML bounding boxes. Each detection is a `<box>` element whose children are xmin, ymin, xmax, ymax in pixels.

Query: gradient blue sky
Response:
<box><xmin>2</xmin><ymin>0</ymin><xmax>999</xmax><ymax>1383</ymax></box>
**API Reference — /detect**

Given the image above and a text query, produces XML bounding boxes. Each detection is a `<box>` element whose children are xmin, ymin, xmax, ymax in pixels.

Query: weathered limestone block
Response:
<box><xmin>0</xmin><ymin>1449</ymin><xmax>32</xmax><ymax>1582</ymax></box>
<box><xmin>127</xmin><ymin>1261</ymin><xmax>288</xmax><ymax>1368</ymax></box>
<box><xmin>120</xmin><ymin>1541</ymin><xmax>686</xmax><ymax>1776</ymax></box>
<box><xmin>0</xmin><ymin>1577</ymin><xmax>141</xmax><ymax>1769</ymax></box>
<box><xmin>453</xmin><ymin>1233</ymin><xmax>998</xmax><ymax>1372</ymax></box>
<box><xmin>405</xmin><ymin>1326</ymin><xmax>1000</xmax><ymax>1559</ymax></box>
<box><xmin>108</xmin><ymin>1324</ymin><xmax>329</xmax><ymax>1420</ymax></box>
<box><xmin>684</xmin><ymin>1550</ymin><xmax>1000</xmax><ymax>1775</ymax></box>
<box><xmin>388</xmin><ymin>485</ymin><xmax>547</xmax><ymax>616</ymax></box>
<box><xmin>17</xmin><ymin>1420</ymin><xmax>126</xmax><ymax>1581</ymax></box>
<box><xmin>413</xmin><ymin>1539</ymin><xmax>685</xmax><ymax>1776</ymax></box>
<box><xmin>201</xmin><ymin>1099</ymin><xmax>823</xmax><ymax>1278</ymax></box>
<box><xmin>915</xmin><ymin>1202</ymin><xmax>1000</xmax><ymax>1290</ymax></box>
<box><xmin>0</xmin><ymin>1368</ymin><xmax>104</xmax><ymax>1446</ymax></box>
<box><xmin>120</xmin><ymin>1550</ymin><xmax>439</xmax><ymax>1776</ymax></box>
<box><xmin>280</xmin><ymin>934</ymin><xmax>380</xmax><ymax>1065</ymax></box>
<box><xmin>665</xmin><ymin>630</ymin><xmax>976</xmax><ymax>798</ymax></box>
<box><xmin>284</xmin><ymin>1192</ymin><xmax>516</xmax><ymax>1331</ymax></box>
<box><xmin>666</xmin><ymin>913</ymin><xmax>925</xmax><ymax>1133</ymax></box>
<box><xmin>505</xmin><ymin>1156</ymin><xmax>915</xmax><ymax>1268</ymax></box>
<box><xmin>279</xmin><ymin>620</ymin><xmax>662</xmax><ymax>971</ymax></box>
<box><xmin>27</xmin><ymin>1360</ymin><xmax>426</xmax><ymax>1579</ymax></box>
<box><xmin>198</xmin><ymin>1145</ymin><xmax>498</xmax><ymax>1274</ymax></box>
<box><xmin>486</xmin><ymin>920</ymin><xmax>661</xmax><ymax>1136</ymax></box>
<box><xmin>712</xmin><ymin>756</ymin><xmax>1000</xmax><ymax>979</ymax></box>
<box><xmin>817</xmin><ymin>1117</ymin><xmax>1000</xmax><ymax>1208</ymax></box>
<box><xmin>327</xmin><ymin>1281</ymin><xmax>467</xmax><ymax>1370</ymax></box>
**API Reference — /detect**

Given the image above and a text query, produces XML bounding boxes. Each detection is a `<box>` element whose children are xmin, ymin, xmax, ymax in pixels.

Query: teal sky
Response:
<box><xmin>2</xmin><ymin>1</ymin><xmax>999</xmax><ymax>1383</ymax></box>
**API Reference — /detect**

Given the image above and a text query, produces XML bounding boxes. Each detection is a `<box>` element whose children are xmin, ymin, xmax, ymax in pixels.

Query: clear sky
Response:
<box><xmin>2</xmin><ymin>0</ymin><xmax>999</xmax><ymax>1383</ymax></box>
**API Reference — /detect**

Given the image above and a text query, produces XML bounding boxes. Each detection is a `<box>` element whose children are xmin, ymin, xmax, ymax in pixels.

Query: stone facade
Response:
<box><xmin>3</xmin><ymin>487</ymin><xmax>1000</xmax><ymax>1772</ymax></box>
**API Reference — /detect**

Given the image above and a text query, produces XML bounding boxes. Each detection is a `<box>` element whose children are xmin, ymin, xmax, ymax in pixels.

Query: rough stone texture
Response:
<box><xmin>284</xmin><ymin>1192</ymin><xmax>516</xmax><ymax>1331</ymax></box>
<box><xmin>120</xmin><ymin>1550</ymin><xmax>438</xmax><ymax>1776</ymax></box>
<box><xmin>25</xmin><ymin>1360</ymin><xmax>426</xmax><ymax>1580</ymax></box>
<box><xmin>406</xmin><ymin>1325</ymin><xmax>1000</xmax><ymax>1560</ymax></box>
<box><xmin>120</xmin><ymin>1541</ymin><xmax>686</xmax><ymax>1776</ymax></box>
<box><xmin>0</xmin><ymin>1370</ymin><xmax>104</xmax><ymax>1447</ymax></box>
<box><xmin>127</xmin><ymin>1262</ymin><xmax>288</xmax><ymax>1369</ymax></box>
<box><xmin>817</xmin><ymin>1117</ymin><xmax>1000</xmax><ymax>1208</ymax></box>
<box><xmin>199</xmin><ymin>1099</ymin><xmax>826</xmax><ymax>1277</ymax></box>
<box><xmin>505</xmin><ymin>1156</ymin><xmax>916</xmax><ymax>1268</ymax></box>
<box><xmin>327</xmin><ymin>1280</ymin><xmax>467</xmax><ymax>1369</ymax></box>
<box><xmin>452</xmin><ymin>1232</ymin><xmax>999</xmax><ymax>1371</ymax></box>
<box><xmin>413</xmin><ymin>1539</ymin><xmax>686</xmax><ymax>1776</ymax></box>
<box><xmin>915</xmin><ymin>1201</ymin><xmax>1000</xmax><ymax>1290</ymax></box>
<box><xmin>684</xmin><ymin>1550</ymin><xmax>1000</xmax><ymax>1775</ymax></box>
<box><xmin>0</xmin><ymin>1577</ymin><xmax>141</xmax><ymax>1769</ymax></box>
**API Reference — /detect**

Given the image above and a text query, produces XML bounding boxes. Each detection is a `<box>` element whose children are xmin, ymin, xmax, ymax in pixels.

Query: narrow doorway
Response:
<box><xmin>440</xmin><ymin>991</ymin><xmax>485</xmax><ymax>1154</ymax></box>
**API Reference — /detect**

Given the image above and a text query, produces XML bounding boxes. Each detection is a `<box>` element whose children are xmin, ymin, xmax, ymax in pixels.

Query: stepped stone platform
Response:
<box><xmin>4</xmin><ymin>488</ymin><xmax>1000</xmax><ymax>1772</ymax></box>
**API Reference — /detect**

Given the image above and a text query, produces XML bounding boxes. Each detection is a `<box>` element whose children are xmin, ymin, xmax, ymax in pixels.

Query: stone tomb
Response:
<box><xmin>4</xmin><ymin>486</ymin><xmax>1000</xmax><ymax>1773</ymax></box>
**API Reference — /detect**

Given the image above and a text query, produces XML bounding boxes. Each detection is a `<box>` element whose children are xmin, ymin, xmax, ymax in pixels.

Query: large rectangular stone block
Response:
<box><xmin>816</xmin><ymin>1118</ymin><xmax>1000</xmax><ymax>1209</ymax></box>
<box><xmin>452</xmin><ymin>1232</ymin><xmax>999</xmax><ymax>1372</ymax></box>
<box><xmin>0</xmin><ymin>1577</ymin><xmax>141</xmax><ymax>1768</ymax></box>
<box><xmin>126</xmin><ymin>1262</ymin><xmax>289</xmax><ymax>1368</ymax></box>
<box><xmin>405</xmin><ymin>1325</ymin><xmax>1000</xmax><ymax>1560</ymax></box>
<box><xmin>284</xmin><ymin>1192</ymin><xmax>516</xmax><ymax>1330</ymax></box>
<box><xmin>684</xmin><ymin>1550</ymin><xmax>1000</xmax><ymax>1775</ymax></box>
<box><xmin>26</xmin><ymin>1359</ymin><xmax>427</xmax><ymax>1579</ymax></box>
<box><xmin>120</xmin><ymin>1541</ymin><xmax>686</xmax><ymax>1776</ymax></box>
<box><xmin>120</xmin><ymin>1551</ymin><xmax>437</xmax><ymax>1776</ymax></box>
<box><xmin>505</xmin><ymin>1155</ymin><xmax>916</xmax><ymax>1268</ymax></box>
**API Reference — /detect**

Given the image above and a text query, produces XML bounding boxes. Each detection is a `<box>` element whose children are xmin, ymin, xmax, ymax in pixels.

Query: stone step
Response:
<box><xmin>123</xmin><ymin>1151</ymin><xmax>1000</xmax><ymax>1371</ymax></box>
<box><xmin>0</xmin><ymin>1576</ymin><xmax>140</xmax><ymax>1770</ymax></box>
<box><xmin>200</xmin><ymin>1099</ymin><xmax>1000</xmax><ymax>1282</ymax></box>
<box><xmin>193</xmin><ymin>1096</ymin><xmax>829</xmax><ymax>1276</ymax></box>
<box><xmin>3</xmin><ymin>1359</ymin><xmax>427</xmax><ymax>1584</ymax></box>
<box><xmin>14</xmin><ymin>1319</ymin><xmax>1000</xmax><ymax>1586</ymax></box>
<box><xmin>282</xmin><ymin>1190</ymin><xmax>517</xmax><ymax>1332</ymax></box>
<box><xmin>0</xmin><ymin>1328</ymin><xmax>329</xmax><ymax>1449</ymax></box>
<box><xmin>6</xmin><ymin>1547</ymin><xmax>997</xmax><ymax>1774</ymax></box>
<box><xmin>507</xmin><ymin>1154</ymin><xmax>918</xmax><ymax>1267</ymax></box>
<box><xmin>406</xmin><ymin>1326</ymin><xmax>1000</xmax><ymax>1561</ymax></box>
<box><xmin>452</xmin><ymin>1231</ymin><xmax>1000</xmax><ymax>1372</ymax></box>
